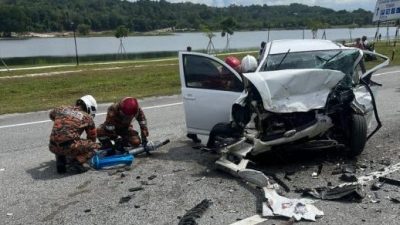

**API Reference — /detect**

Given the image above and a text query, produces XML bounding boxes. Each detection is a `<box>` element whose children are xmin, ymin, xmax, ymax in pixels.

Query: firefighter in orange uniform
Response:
<box><xmin>97</xmin><ymin>97</ymin><xmax>149</xmax><ymax>149</ymax></box>
<box><xmin>49</xmin><ymin>95</ymin><xmax>100</xmax><ymax>173</ymax></box>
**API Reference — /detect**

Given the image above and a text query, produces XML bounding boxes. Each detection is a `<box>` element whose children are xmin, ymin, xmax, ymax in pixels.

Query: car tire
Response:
<box><xmin>348</xmin><ymin>114</ymin><xmax>367</xmax><ymax>157</ymax></box>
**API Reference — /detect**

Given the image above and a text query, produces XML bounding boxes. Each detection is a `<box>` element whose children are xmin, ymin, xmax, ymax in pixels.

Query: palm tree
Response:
<box><xmin>220</xmin><ymin>17</ymin><xmax>237</xmax><ymax>51</ymax></box>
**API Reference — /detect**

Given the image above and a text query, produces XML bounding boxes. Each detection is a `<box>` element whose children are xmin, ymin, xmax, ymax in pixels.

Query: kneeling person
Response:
<box><xmin>49</xmin><ymin>95</ymin><xmax>100</xmax><ymax>173</ymax></box>
<box><xmin>97</xmin><ymin>97</ymin><xmax>148</xmax><ymax>150</ymax></box>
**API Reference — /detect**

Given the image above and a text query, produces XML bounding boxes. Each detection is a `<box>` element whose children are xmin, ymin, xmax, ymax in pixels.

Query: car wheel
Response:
<box><xmin>348</xmin><ymin>114</ymin><xmax>367</xmax><ymax>157</ymax></box>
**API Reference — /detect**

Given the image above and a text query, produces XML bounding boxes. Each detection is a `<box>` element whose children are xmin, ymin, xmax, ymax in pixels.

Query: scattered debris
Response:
<box><xmin>0</xmin><ymin>168</ymin><xmax>5</xmax><ymax>172</ymax></box>
<box><xmin>279</xmin><ymin>217</ymin><xmax>296</xmax><ymax>225</ymax></box>
<box><xmin>134</xmin><ymin>205</ymin><xmax>140</xmax><ymax>208</ymax></box>
<box><xmin>311</xmin><ymin>172</ymin><xmax>318</xmax><ymax>179</ymax></box>
<box><xmin>194</xmin><ymin>176</ymin><xmax>206</xmax><ymax>182</ymax></box>
<box><xmin>378</xmin><ymin>159</ymin><xmax>391</xmax><ymax>166</ymax></box>
<box><xmin>390</xmin><ymin>197</ymin><xmax>400</xmax><ymax>203</ymax></box>
<box><xmin>136</xmin><ymin>176</ymin><xmax>141</xmax><ymax>179</ymax></box>
<box><xmin>357</xmin><ymin>162</ymin><xmax>400</xmax><ymax>185</ymax></box>
<box><xmin>262</xmin><ymin>187</ymin><xmax>324</xmax><ymax>221</ymax></box>
<box><xmin>119</xmin><ymin>195</ymin><xmax>133</xmax><ymax>204</ymax></box>
<box><xmin>340</xmin><ymin>173</ymin><xmax>358</xmax><ymax>182</ymax></box>
<box><xmin>332</xmin><ymin>164</ymin><xmax>356</xmax><ymax>175</ymax></box>
<box><xmin>6</xmin><ymin>213</ymin><xmax>13</xmax><ymax>216</ymax></box>
<box><xmin>173</xmin><ymin>168</ymin><xmax>186</xmax><ymax>173</ymax></box>
<box><xmin>84</xmin><ymin>209</ymin><xmax>91</xmax><ymax>213</ymax></box>
<box><xmin>368</xmin><ymin>192</ymin><xmax>380</xmax><ymax>203</ymax></box>
<box><xmin>116</xmin><ymin>168</ymin><xmax>125</xmax><ymax>173</ymax></box>
<box><xmin>120</xmin><ymin>172</ymin><xmax>127</xmax><ymax>178</ymax></box>
<box><xmin>129</xmin><ymin>187</ymin><xmax>144</xmax><ymax>192</ymax></box>
<box><xmin>178</xmin><ymin>199</ymin><xmax>212</xmax><ymax>225</ymax></box>
<box><xmin>302</xmin><ymin>183</ymin><xmax>365</xmax><ymax>200</ymax></box>
<box><xmin>379</xmin><ymin>177</ymin><xmax>400</xmax><ymax>187</ymax></box>
<box><xmin>148</xmin><ymin>175</ymin><xmax>157</xmax><ymax>180</ymax></box>
<box><xmin>371</xmin><ymin>181</ymin><xmax>384</xmax><ymax>191</ymax></box>
<box><xmin>108</xmin><ymin>171</ymin><xmax>117</xmax><ymax>176</ymax></box>
<box><xmin>238</xmin><ymin>169</ymin><xmax>270</xmax><ymax>188</ymax></box>
<box><xmin>229</xmin><ymin>215</ymin><xmax>267</xmax><ymax>225</ymax></box>
<box><xmin>358</xmin><ymin>163</ymin><xmax>368</xmax><ymax>169</ymax></box>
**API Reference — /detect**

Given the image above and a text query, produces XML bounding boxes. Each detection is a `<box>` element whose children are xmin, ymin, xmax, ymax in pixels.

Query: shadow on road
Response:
<box><xmin>25</xmin><ymin>160</ymin><xmax>78</xmax><ymax>180</ymax></box>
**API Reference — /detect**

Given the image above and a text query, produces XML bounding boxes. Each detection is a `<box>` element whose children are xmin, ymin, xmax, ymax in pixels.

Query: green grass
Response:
<box><xmin>373</xmin><ymin>41</ymin><xmax>400</xmax><ymax>65</ymax></box>
<box><xmin>0</xmin><ymin>63</ymin><xmax>180</xmax><ymax>114</ymax></box>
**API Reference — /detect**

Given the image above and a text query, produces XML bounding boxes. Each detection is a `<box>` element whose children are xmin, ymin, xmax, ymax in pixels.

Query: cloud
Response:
<box><xmin>165</xmin><ymin>0</ymin><xmax>376</xmax><ymax>11</ymax></box>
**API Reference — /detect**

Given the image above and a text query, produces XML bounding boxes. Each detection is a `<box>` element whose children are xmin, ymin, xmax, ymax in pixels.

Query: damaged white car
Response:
<box><xmin>179</xmin><ymin>39</ymin><xmax>389</xmax><ymax>159</ymax></box>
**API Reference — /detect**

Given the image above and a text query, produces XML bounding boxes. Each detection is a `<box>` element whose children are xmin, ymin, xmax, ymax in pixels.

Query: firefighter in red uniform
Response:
<box><xmin>97</xmin><ymin>97</ymin><xmax>149</xmax><ymax>149</ymax></box>
<box><xmin>49</xmin><ymin>95</ymin><xmax>100</xmax><ymax>173</ymax></box>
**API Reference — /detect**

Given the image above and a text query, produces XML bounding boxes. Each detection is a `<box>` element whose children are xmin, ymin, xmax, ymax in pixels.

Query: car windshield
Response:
<box><xmin>261</xmin><ymin>49</ymin><xmax>360</xmax><ymax>74</ymax></box>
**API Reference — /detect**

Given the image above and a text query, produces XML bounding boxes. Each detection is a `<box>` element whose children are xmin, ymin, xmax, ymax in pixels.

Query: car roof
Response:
<box><xmin>267</xmin><ymin>39</ymin><xmax>345</xmax><ymax>55</ymax></box>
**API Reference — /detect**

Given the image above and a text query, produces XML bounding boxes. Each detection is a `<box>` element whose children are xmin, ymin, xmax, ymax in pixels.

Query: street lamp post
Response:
<box><xmin>71</xmin><ymin>22</ymin><xmax>79</xmax><ymax>66</ymax></box>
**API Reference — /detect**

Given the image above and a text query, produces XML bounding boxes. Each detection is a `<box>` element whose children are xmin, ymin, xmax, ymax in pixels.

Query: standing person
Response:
<box><xmin>355</xmin><ymin>38</ymin><xmax>364</xmax><ymax>49</ymax></box>
<box><xmin>259</xmin><ymin>41</ymin><xmax>266</xmax><ymax>62</ymax></box>
<box><xmin>49</xmin><ymin>95</ymin><xmax>100</xmax><ymax>173</ymax></box>
<box><xmin>362</xmin><ymin>36</ymin><xmax>369</xmax><ymax>48</ymax></box>
<box><xmin>97</xmin><ymin>97</ymin><xmax>149</xmax><ymax>150</ymax></box>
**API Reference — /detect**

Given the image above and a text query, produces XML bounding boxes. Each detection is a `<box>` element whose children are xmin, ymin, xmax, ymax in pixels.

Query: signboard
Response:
<box><xmin>373</xmin><ymin>0</ymin><xmax>400</xmax><ymax>22</ymax></box>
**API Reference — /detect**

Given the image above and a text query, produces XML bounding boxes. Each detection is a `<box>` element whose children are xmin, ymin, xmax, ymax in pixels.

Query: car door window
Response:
<box><xmin>183</xmin><ymin>55</ymin><xmax>243</xmax><ymax>92</ymax></box>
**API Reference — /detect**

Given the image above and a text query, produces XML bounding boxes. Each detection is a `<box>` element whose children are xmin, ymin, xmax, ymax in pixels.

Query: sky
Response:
<box><xmin>164</xmin><ymin>0</ymin><xmax>377</xmax><ymax>12</ymax></box>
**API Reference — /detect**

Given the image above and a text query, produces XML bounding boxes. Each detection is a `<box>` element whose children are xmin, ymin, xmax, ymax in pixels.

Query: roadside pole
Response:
<box><xmin>71</xmin><ymin>22</ymin><xmax>79</xmax><ymax>66</ymax></box>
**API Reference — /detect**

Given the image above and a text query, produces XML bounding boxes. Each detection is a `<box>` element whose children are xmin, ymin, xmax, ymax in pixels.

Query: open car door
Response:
<box><xmin>178</xmin><ymin>52</ymin><xmax>244</xmax><ymax>135</ymax></box>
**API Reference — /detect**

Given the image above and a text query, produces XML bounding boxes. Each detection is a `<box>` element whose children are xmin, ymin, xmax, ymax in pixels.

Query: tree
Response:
<box><xmin>307</xmin><ymin>21</ymin><xmax>324</xmax><ymax>39</ymax></box>
<box><xmin>115</xmin><ymin>25</ymin><xmax>129</xmax><ymax>58</ymax></box>
<box><xmin>77</xmin><ymin>24</ymin><xmax>90</xmax><ymax>35</ymax></box>
<box><xmin>220</xmin><ymin>17</ymin><xmax>237</xmax><ymax>51</ymax></box>
<box><xmin>202</xmin><ymin>25</ymin><xmax>216</xmax><ymax>54</ymax></box>
<box><xmin>348</xmin><ymin>23</ymin><xmax>358</xmax><ymax>42</ymax></box>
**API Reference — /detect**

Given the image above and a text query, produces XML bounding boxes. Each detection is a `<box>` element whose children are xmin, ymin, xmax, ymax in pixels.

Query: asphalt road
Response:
<box><xmin>1</xmin><ymin>67</ymin><xmax>400</xmax><ymax>225</ymax></box>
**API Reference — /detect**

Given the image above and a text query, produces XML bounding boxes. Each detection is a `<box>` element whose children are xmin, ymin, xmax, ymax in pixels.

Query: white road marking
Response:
<box><xmin>374</xmin><ymin>70</ymin><xmax>400</xmax><ymax>77</ymax></box>
<box><xmin>0</xmin><ymin>102</ymin><xmax>182</xmax><ymax>129</ymax></box>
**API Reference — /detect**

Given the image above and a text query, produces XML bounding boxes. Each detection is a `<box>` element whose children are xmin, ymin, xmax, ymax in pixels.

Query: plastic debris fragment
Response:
<box><xmin>262</xmin><ymin>187</ymin><xmax>324</xmax><ymax>221</ymax></box>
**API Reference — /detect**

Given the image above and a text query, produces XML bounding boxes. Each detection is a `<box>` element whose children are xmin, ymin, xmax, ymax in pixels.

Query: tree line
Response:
<box><xmin>0</xmin><ymin>0</ymin><xmax>373</xmax><ymax>37</ymax></box>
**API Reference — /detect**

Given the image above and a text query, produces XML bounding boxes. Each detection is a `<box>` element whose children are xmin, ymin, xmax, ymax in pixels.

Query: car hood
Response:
<box><xmin>243</xmin><ymin>69</ymin><xmax>345</xmax><ymax>113</ymax></box>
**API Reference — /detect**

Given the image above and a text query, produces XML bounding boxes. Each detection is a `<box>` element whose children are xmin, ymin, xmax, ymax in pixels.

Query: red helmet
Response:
<box><xmin>225</xmin><ymin>56</ymin><xmax>241</xmax><ymax>71</ymax></box>
<box><xmin>119</xmin><ymin>97</ymin><xmax>139</xmax><ymax>116</ymax></box>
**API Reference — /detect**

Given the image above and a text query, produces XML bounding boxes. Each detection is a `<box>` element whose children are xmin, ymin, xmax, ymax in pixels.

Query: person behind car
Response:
<box><xmin>241</xmin><ymin>55</ymin><xmax>258</xmax><ymax>72</ymax></box>
<box><xmin>49</xmin><ymin>95</ymin><xmax>100</xmax><ymax>173</ymax></box>
<box><xmin>97</xmin><ymin>97</ymin><xmax>149</xmax><ymax>150</ymax></box>
<box><xmin>259</xmin><ymin>41</ymin><xmax>266</xmax><ymax>62</ymax></box>
<box><xmin>355</xmin><ymin>38</ymin><xmax>364</xmax><ymax>50</ymax></box>
<box><xmin>225</xmin><ymin>56</ymin><xmax>242</xmax><ymax>73</ymax></box>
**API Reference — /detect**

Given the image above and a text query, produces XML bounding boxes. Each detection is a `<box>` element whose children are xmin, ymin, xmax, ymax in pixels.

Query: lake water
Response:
<box><xmin>0</xmin><ymin>27</ymin><xmax>395</xmax><ymax>58</ymax></box>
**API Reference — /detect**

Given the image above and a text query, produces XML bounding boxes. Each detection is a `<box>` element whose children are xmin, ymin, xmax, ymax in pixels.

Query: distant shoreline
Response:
<box><xmin>0</xmin><ymin>24</ymin><xmax>380</xmax><ymax>40</ymax></box>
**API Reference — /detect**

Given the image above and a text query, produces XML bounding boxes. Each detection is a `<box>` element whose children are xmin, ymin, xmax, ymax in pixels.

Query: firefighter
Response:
<box><xmin>49</xmin><ymin>95</ymin><xmax>100</xmax><ymax>173</ymax></box>
<box><xmin>97</xmin><ymin>97</ymin><xmax>149</xmax><ymax>150</ymax></box>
